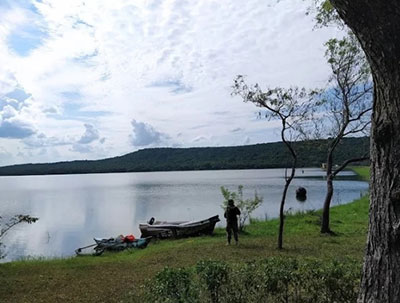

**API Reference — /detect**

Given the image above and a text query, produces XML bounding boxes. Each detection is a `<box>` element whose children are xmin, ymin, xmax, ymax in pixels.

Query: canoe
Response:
<box><xmin>75</xmin><ymin>236</ymin><xmax>151</xmax><ymax>256</ymax></box>
<box><xmin>139</xmin><ymin>215</ymin><xmax>220</xmax><ymax>239</ymax></box>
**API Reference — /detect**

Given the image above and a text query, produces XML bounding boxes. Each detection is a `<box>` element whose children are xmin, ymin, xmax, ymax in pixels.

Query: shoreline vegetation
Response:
<box><xmin>0</xmin><ymin>167</ymin><xmax>370</xmax><ymax>302</ymax></box>
<box><xmin>0</xmin><ymin>137</ymin><xmax>369</xmax><ymax>176</ymax></box>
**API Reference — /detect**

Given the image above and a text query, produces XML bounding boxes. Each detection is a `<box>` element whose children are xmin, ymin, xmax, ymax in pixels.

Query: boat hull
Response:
<box><xmin>94</xmin><ymin>237</ymin><xmax>151</xmax><ymax>251</ymax></box>
<box><xmin>139</xmin><ymin>215</ymin><xmax>220</xmax><ymax>239</ymax></box>
<box><xmin>75</xmin><ymin>237</ymin><xmax>151</xmax><ymax>256</ymax></box>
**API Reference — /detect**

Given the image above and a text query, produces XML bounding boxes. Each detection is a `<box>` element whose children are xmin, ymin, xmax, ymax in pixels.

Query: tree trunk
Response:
<box><xmin>321</xmin><ymin>175</ymin><xmax>334</xmax><ymax>233</ymax></box>
<box><xmin>331</xmin><ymin>1</ymin><xmax>400</xmax><ymax>302</ymax></box>
<box><xmin>277</xmin><ymin>122</ymin><xmax>297</xmax><ymax>250</ymax></box>
<box><xmin>278</xmin><ymin>178</ymin><xmax>292</xmax><ymax>249</ymax></box>
<box><xmin>321</xmin><ymin>149</ymin><xmax>334</xmax><ymax>233</ymax></box>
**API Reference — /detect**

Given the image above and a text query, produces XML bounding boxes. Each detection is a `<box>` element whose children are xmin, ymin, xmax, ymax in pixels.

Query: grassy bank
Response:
<box><xmin>0</xmin><ymin>167</ymin><xmax>370</xmax><ymax>303</ymax></box>
<box><xmin>350</xmin><ymin>166</ymin><xmax>370</xmax><ymax>181</ymax></box>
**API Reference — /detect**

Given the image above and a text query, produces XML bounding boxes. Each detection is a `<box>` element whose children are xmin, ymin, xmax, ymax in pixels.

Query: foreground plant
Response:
<box><xmin>144</xmin><ymin>258</ymin><xmax>360</xmax><ymax>303</ymax></box>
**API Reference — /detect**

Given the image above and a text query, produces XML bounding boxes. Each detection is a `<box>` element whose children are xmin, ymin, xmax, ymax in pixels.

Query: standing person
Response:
<box><xmin>224</xmin><ymin>199</ymin><xmax>241</xmax><ymax>245</ymax></box>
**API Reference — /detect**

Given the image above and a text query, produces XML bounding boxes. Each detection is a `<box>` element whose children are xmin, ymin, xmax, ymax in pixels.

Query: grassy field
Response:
<box><xmin>0</xmin><ymin>167</ymin><xmax>370</xmax><ymax>303</ymax></box>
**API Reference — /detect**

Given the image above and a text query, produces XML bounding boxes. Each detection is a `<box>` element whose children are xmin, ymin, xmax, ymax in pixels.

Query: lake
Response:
<box><xmin>0</xmin><ymin>168</ymin><xmax>368</xmax><ymax>262</ymax></box>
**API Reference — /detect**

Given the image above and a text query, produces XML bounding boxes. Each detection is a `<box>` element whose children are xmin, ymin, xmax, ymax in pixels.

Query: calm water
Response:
<box><xmin>0</xmin><ymin>168</ymin><xmax>368</xmax><ymax>262</ymax></box>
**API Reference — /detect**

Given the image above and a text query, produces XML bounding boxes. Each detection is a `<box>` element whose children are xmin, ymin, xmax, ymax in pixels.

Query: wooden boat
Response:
<box><xmin>75</xmin><ymin>235</ymin><xmax>151</xmax><ymax>256</ymax></box>
<box><xmin>139</xmin><ymin>215</ymin><xmax>220</xmax><ymax>239</ymax></box>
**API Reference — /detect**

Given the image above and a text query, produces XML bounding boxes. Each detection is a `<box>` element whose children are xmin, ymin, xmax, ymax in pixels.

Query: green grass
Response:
<box><xmin>0</xmin><ymin>167</ymin><xmax>370</xmax><ymax>303</ymax></box>
<box><xmin>350</xmin><ymin>165</ymin><xmax>370</xmax><ymax>181</ymax></box>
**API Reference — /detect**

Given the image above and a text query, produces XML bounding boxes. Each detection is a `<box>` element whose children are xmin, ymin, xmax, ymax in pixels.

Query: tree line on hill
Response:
<box><xmin>0</xmin><ymin>137</ymin><xmax>369</xmax><ymax>176</ymax></box>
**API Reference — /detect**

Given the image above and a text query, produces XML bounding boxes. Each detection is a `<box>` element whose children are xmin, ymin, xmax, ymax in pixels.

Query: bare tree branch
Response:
<box><xmin>332</xmin><ymin>156</ymin><xmax>369</xmax><ymax>177</ymax></box>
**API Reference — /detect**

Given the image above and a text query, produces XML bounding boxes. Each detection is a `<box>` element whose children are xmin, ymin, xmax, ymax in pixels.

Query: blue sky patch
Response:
<box><xmin>5</xmin><ymin>87</ymin><xmax>31</xmax><ymax>102</ymax></box>
<box><xmin>0</xmin><ymin>87</ymin><xmax>30</xmax><ymax>110</ymax></box>
<box><xmin>7</xmin><ymin>24</ymin><xmax>48</xmax><ymax>56</ymax></box>
<box><xmin>72</xmin><ymin>50</ymin><xmax>99</xmax><ymax>66</ymax></box>
<box><xmin>56</xmin><ymin>102</ymin><xmax>111</xmax><ymax>121</ymax></box>
<box><xmin>149</xmin><ymin>79</ymin><xmax>193</xmax><ymax>94</ymax></box>
<box><xmin>0</xmin><ymin>120</ymin><xmax>36</xmax><ymax>139</ymax></box>
<box><xmin>1</xmin><ymin>0</ymin><xmax>41</xmax><ymax>15</ymax></box>
<box><xmin>61</xmin><ymin>91</ymin><xmax>82</xmax><ymax>100</ymax></box>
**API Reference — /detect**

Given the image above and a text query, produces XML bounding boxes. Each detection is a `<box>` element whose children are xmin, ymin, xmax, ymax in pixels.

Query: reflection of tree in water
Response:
<box><xmin>0</xmin><ymin>215</ymin><xmax>38</xmax><ymax>258</ymax></box>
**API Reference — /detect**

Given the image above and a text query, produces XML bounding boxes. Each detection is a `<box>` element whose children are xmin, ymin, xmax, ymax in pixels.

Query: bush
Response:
<box><xmin>143</xmin><ymin>258</ymin><xmax>360</xmax><ymax>303</ymax></box>
<box><xmin>144</xmin><ymin>267</ymin><xmax>197</xmax><ymax>303</ymax></box>
<box><xmin>196</xmin><ymin>260</ymin><xmax>229</xmax><ymax>303</ymax></box>
<box><xmin>299</xmin><ymin>259</ymin><xmax>360</xmax><ymax>302</ymax></box>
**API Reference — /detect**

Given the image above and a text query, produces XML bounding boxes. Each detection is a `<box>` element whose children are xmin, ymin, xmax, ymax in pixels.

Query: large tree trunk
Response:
<box><xmin>331</xmin><ymin>1</ymin><xmax>400</xmax><ymax>302</ymax></box>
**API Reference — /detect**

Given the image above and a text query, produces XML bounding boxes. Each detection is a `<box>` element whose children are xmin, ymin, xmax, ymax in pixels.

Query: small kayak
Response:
<box><xmin>75</xmin><ymin>235</ymin><xmax>151</xmax><ymax>256</ymax></box>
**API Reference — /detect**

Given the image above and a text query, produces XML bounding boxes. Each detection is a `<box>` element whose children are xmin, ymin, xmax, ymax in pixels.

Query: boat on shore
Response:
<box><xmin>139</xmin><ymin>215</ymin><xmax>220</xmax><ymax>239</ymax></box>
<box><xmin>75</xmin><ymin>235</ymin><xmax>151</xmax><ymax>256</ymax></box>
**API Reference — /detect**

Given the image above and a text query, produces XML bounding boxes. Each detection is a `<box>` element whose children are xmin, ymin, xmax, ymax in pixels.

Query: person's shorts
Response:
<box><xmin>226</xmin><ymin>222</ymin><xmax>238</xmax><ymax>232</ymax></box>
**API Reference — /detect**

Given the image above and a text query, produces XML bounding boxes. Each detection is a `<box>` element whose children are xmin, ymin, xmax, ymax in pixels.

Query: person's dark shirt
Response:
<box><xmin>224</xmin><ymin>205</ymin><xmax>241</xmax><ymax>224</ymax></box>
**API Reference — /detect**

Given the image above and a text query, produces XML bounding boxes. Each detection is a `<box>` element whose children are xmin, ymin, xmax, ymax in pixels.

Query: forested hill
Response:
<box><xmin>0</xmin><ymin>137</ymin><xmax>369</xmax><ymax>176</ymax></box>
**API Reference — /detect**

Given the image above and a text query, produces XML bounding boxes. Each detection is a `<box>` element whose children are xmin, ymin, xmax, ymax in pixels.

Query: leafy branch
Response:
<box><xmin>0</xmin><ymin>215</ymin><xmax>39</xmax><ymax>239</ymax></box>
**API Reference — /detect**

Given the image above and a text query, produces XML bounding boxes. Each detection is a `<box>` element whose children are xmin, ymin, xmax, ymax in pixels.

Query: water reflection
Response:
<box><xmin>0</xmin><ymin>168</ymin><xmax>368</xmax><ymax>261</ymax></box>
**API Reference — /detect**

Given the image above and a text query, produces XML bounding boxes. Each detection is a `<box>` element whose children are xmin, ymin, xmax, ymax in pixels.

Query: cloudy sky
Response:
<box><xmin>0</xmin><ymin>0</ymin><xmax>340</xmax><ymax>165</ymax></box>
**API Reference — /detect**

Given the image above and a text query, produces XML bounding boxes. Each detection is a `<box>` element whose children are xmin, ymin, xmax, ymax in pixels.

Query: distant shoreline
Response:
<box><xmin>0</xmin><ymin>137</ymin><xmax>369</xmax><ymax>176</ymax></box>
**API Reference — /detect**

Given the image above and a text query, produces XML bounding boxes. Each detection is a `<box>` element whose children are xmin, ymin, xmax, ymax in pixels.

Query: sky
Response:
<box><xmin>0</xmin><ymin>0</ymin><xmax>341</xmax><ymax>166</ymax></box>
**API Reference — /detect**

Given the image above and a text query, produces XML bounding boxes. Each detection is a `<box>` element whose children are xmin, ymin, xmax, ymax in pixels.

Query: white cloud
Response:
<box><xmin>130</xmin><ymin>119</ymin><xmax>170</xmax><ymax>147</ymax></box>
<box><xmin>0</xmin><ymin>118</ymin><xmax>36</xmax><ymax>138</ymax></box>
<box><xmin>23</xmin><ymin>132</ymin><xmax>71</xmax><ymax>148</ymax></box>
<box><xmin>192</xmin><ymin>136</ymin><xmax>208</xmax><ymax>143</ymax></box>
<box><xmin>0</xmin><ymin>145</ymin><xmax>13</xmax><ymax>164</ymax></box>
<box><xmin>71</xmin><ymin>123</ymin><xmax>104</xmax><ymax>153</ymax></box>
<box><xmin>77</xmin><ymin>123</ymin><xmax>99</xmax><ymax>144</ymax></box>
<box><xmin>71</xmin><ymin>143</ymin><xmax>93</xmax><ymax>154</ymax></box>
<box><xmin>0</xmin><ymin>0</ymin><xmax>342</xmax><ymax>164</ymax></box>
<box><xmin>0</xmin><ymin>100</ymin><xmax>37</xmax><ymax>139</ymax></box>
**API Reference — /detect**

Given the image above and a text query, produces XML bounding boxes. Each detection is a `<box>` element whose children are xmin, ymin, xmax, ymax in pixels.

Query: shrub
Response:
<box><xmin>143</xmin><ymin>258</ymin><xmax>360</xmax><ymax>303</ymax></box>
<box><xmin>196</xmin><ymin>260</ymin><xmax>229</xmax><ymax>303</ymax></box>
<box><xmin>299</xmin><ymin>259</ymin><xmax>360</xmax><ymax>302</ymax></box>
<box><xmin>144</xmin><ymin>267</ymin><xmax>197</xmax><ymax>303</ymax></box>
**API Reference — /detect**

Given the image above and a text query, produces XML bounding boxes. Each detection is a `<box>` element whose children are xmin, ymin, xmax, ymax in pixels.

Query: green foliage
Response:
<box><xmin>325</xmin><ymin>33</ymin><xmax>371</xmax><ymax>84</ymax></box>
<box><xmin>297</xmin><ymin>259</ymin><xmax>360</xmax><ymax>302</ymax></box>
<box><xmin>311</xmin><ymin>34</ymin><xmax>372</xmax><ymax>142</ymax></box>
<box><xmin>144</xmin><ymin>258</ymin><xmax>360</xmax><ymax>303</ymax></box>
<box><xmin>308</xmin><ymin>0</ymin><xmax>343</xmax><ymax>28</ymax></box>
<box><xmin>220</xmin><ymin>185</ymin><xmax>263</xmax><ymax>231</ymax></box>
<box><xmin>144</xmin><ymin>267</ymin><xmax>197</xmax><ymax>303</ymax></box>
<box><xmin>196</xmin><ymin>260</ymin><xmax>229</xmax><ymax>303</ymax></box>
